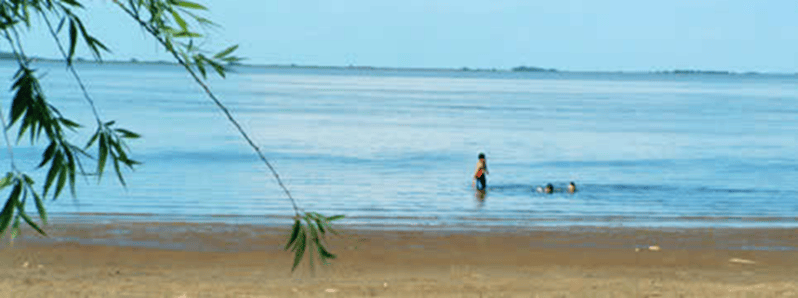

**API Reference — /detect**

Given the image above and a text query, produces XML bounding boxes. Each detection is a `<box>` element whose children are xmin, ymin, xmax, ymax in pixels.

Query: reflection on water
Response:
<box><xmin>475</xmin><ymin>189</ymin><xmax>487</xmax><ymax>209</ymax></box>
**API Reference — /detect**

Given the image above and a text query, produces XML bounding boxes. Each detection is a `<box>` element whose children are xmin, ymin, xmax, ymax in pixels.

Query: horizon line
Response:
<box><xmin>3</xmin><ymin>54</ymin><xmax>797</xmax><ymax>76</ymax></box>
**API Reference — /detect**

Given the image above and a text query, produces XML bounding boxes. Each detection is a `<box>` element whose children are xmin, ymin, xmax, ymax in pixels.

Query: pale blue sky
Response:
<box><xmin>15</xmin><ymin>0</ymin><xmax>798</xmax><ymax>72</ymax></box>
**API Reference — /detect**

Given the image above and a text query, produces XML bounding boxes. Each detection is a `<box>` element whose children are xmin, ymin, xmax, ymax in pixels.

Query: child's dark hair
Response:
<box><xmin>478</xmin><ymin>153</ymin><xmax>485</xmax><ymax>159</ymax></box>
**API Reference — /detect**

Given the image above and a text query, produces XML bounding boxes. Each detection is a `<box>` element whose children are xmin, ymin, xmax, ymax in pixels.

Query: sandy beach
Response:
<box><xmin>1</xmin><ymin>221</ymin><xmax>797</xmax><ymax>297</ymax></box>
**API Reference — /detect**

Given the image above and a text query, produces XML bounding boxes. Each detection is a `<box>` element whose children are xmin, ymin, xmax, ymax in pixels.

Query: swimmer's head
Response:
<box><xmin>568</xmin><ymin>182</ymin><xmax>576</xmax><ymax>193</ymax></box>
<box><xmin>478</xmin><ymin>153</ymin><xmax>485</xmax><ymax>160</ymax></box>
<box><xmin>545</xmin><ymin>183</ymin><xmax>554</xmax><ymax>193</ymax></box>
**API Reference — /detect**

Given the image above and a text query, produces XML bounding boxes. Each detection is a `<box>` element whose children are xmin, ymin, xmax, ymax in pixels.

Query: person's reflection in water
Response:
<box><xmin>475</xmin><ymin>189</ymin><xmax>487</xmax><ymax>208</ymax></box>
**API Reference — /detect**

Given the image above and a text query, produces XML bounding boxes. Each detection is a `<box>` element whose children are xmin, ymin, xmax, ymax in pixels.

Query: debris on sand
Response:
<box><xmin>729</xmin><ymin>258</ymin><xmax>756</xmax><ymax>265</ymax></box>
<box><xmin>635</xmin><ymin>245</ymin><xmax>661</xmax><ymax>252</ymax></box>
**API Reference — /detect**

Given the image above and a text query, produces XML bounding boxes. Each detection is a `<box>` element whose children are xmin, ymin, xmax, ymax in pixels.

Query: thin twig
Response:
<box><xmin>114</xmin><ymin>3</ymin><xmax>302</xmax><ymax>215</ymax></box>
<box><xmin>39</xmin><ymin>10</ymin><xmax>102</xmax><ymax>125</ymax></box>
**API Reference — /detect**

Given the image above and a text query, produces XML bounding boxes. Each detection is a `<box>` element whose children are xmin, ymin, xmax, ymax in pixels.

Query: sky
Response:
<box><xmin>11</xmin><ymin>0</ymin><xmax>798</xmax><ymax>72</ymax></box>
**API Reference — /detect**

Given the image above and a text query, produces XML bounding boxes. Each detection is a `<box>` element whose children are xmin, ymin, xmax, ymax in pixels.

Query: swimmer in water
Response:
<box><xmin>567</xmin><ymin>182</ymin><xmax>577</xmax><ymax>193</ymax></box>
<box><xmin>536</xmin><ymin>183</ymin><xmax>555</xmax><ymax>194</ymax></box>
<box><xmin>473</xmin><ymin>153</ymin><xmax>488</xmax><ymax>191</ymax></box>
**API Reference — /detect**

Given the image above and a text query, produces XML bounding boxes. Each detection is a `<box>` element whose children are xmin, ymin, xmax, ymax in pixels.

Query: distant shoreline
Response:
<box><xmin>1</xmin><ymin>55</ymin><xmax>795</xmax><ymax>76</ymax></box>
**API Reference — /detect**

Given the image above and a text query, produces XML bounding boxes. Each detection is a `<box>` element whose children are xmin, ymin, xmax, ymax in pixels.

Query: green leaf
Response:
<box><xmin>308</xmin><ymin>240</ymin><xmax>315</xmax><ymax>271</ymax></box>
<box><xmin>58</xmin><ymin>117</ymin><xmax>81</xmax><ymax>129</ymax></box>
<box><xmin>8</xmin><ymin>182</ymin><xmax>22</xmax><ymax>211</ymax></box>
<box><xmin>44</xmin><ymin>153</ymin><xmax>62</xmax><ymax>196</ymax></box>
<box><xmin>207</xmin><ymin>60</ymin><xmax>225</xmax><ymax>78</ymax></box>
<box><xmin>307</xmin><ymin>219</ymin><xmax>318</xmax><ymax>242</ymax></box>
<box><xmin>315</xmin><ymin>238</ymin><xmax>336</xmax><ymax>261</ymax></box>
<box><xmin>193</xmin><ymin>16</ymin><xmax>215</xmax><ymax>26</ymax></box>
<box><xmin>291</xmin><ymin>227</ymin><xmax>306</xmax><ymax>272</ymax></box>
<box><xmin>0</xmin><ymin>19</ymin><xmax>19</xmax><ymax>31</ymax></box>
<box><xmin>0</xmin><ymin>184</ymin><xmax>18</xmax><ymax>235</ymax></box>
<box><xmin>327</xmin><ymin>215</ymin><xmax>345</xmax><ymax>221</ymax></box>
<box><xmin>169</xmin><ymin>9</ymin><xmax>187</xmax><ymax>32</ymax></box>
<box><xmin>172</xmin><ymin>0</ymin><xmax>207</xmax><ymax>10</ymax></box>
<box><xmin>113</xmin><ymin>158</ymin><xmax>126</xmax><ymax>187</ymax></box>
<box><xmin>111</xmin><ymin>139</ymin><xmax>127</xmax><ymax>161</ymax></box>
<box><xmin>284</xmin><ymin>219</ymin><xmax>301</xmax><ymax>250</ymax></box>
<box><xmin>19</xmin><ymin>211</ymin><xmax>46</xmax><ymax>236</ymax></box>
<box><xmin>173</xmin><ymin>31</ymin><xmax>202</xmax><ymax>38</ymax></box>
<box><xmin>55</xmin><ymin>16</ymin><xmax>66</xmax><ymax>33</ymax></box>
<box><xmin>222</xmin><ymin>56</ymin><xmax>244</xmax><ymax>64</ymax></box>
<box><xmin>10</xmin><ymin>215</ymin><xmax>20</xmax><ymax>240</ymax></box>
<box><xmin>86</xmin><ymin>36</ymin><xmax>110</xmax><ymax>55</ymax></box>
<box><xmin>29</xmin><ymin>184</ymin><xmax>47</xmax><ymax>224</ymax></box>
<box><xmin>17</xmin><ymin>114</ymin><xmax>32</xmax><ymax>142</ymax></box>
<box><xmin>61</xmin><ymin>0</ymin><xmax>84</xmax><ymax>8</ymax></box>
<box><xmin>185</xmin><ymin>39</ymin><xmax>196</xmax><ymax>51</ymax></box>
<box><xmin>22</xmin><ymin>174</ymin><xmax>34</xmax><ymax>186</ymax></box>
<box><xmin>38</xmin><ymin>141</ymin><xmax>57</xmax><ymax>168</ymax></box>
<box><xmin>193</xmin><ymin>55</ymin><xmax>207</xmax><ymax>78</ymax></box>
<box><xmin>54</xmin><ymin>167</ymin><xmax>68</xmax><ymax>200</ymax></box>
<box><xmin>67</xmin><ymin>19</ymin><xmax>77</xmax><ymax>64</ymax></box>
<box><xmin>73</xmin><ymin>17</ymin><xmax>109</xmax><ymax>60</ymax></box>
<box><xmin>64</xmin><ymin>148</ymin><xmax>77</xmax><ymax>197</ymax></box>
<box><xmin>213</xmin><ymin>45</ymin><xmax>238</xmax><ymax>59</ymax></box>
<box><xmin>313</xmin><ymin>217</ymin><xmax>325</xmax><ymax>234</ymax></box>
<box><xmin>327</xmin><ymin>227</ymin><xmax>339</xmax><ymax>236</ymax></box>
<box><xmin>85</xmin><ymin>130</ymin><xmax>100</xmax><ymax>149</ymax></box>
<box><xmin>98</xmin><ymin>133</ymin><xmax>108</xmax><ymax>179</ymax></box>
<box><xmin>114</xmin><ymin>128</ymin><xmax>140</xmax><ymax>139</ymax></box>
<box><xmin>10</xmin><ymin>76</ymin><xmax>29</xmax><ymax>126</ymax></box>
<box><xmin>120</xmin><ymin>157</ymin><xmax>141</xmax><ymax>167</ymax></box>
<box><xmin>0</xmin><ymin>172</ymin><xmax>15</xmax><ymax>190</ymax></box>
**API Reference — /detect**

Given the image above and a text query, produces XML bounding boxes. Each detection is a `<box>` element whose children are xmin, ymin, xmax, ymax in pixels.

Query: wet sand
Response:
<box><xmin>1</xmin><ymin>221</ymin><xmax>797</xmax><ymax>297</ymax></box>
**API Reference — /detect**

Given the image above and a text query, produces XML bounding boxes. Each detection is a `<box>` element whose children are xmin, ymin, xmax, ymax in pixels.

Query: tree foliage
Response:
<box><xmin>0</xmin><ymin>0</ymin><xmax>341</xmax><ymax>272</ymax></box>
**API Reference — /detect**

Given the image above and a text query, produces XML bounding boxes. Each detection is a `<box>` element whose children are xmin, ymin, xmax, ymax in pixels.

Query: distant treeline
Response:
<box><xmin>511</xmin><ymin>66</ymin><xmax>558</xmax><ymax>72</ymax></box>
<box><xmin>655</xmin><ymin>69</ymin><xmax>733</xmax><ymax>75</ymax></box>
<box><xmin>0</xmin><ymin>53</ymin><xmax>791</xmax><ymax>75</ymax></box>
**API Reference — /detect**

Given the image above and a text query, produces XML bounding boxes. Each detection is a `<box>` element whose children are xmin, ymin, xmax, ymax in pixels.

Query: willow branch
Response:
<box><xmin>114</xmin><ymin>3</ymin><xmax>301</xmax><ymax>215</ymax></box>
<box><xmin>39</xmin><ymin>10</ymin><xmax>102</xmax><ymax>125</ymax></box>
<box><xmin>38</xmin><ymin>12</ymin><xmax>92</xmax><ymax>181</ymax></box>
<box><xmin>0</xmin><ymin>30</ymin><xmax>22</xmax><ymax>172</ymax></box>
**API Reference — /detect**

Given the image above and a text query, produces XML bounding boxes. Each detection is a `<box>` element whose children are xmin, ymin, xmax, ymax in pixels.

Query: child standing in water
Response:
<box><xmin>473</xmin><ymin>153</ymin><xmax>489</xmax><ymax>190</ymax></box>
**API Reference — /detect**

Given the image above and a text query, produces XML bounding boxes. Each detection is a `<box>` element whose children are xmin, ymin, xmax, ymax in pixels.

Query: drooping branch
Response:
<box><xmin>114</xmin><ymin>3</ymin><xmax>302</xmax><ymax>215</ymax></box>
<box><xmin>0</xmin><ymin>30</ymin><xmax>22</xmax><ymax>172</ymax></box>
<box><xmin>39</xmin><ymin>10</ymin><xmax>102</xmax><ymax>125</ymax></box>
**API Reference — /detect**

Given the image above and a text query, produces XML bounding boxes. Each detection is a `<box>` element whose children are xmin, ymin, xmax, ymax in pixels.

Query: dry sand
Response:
<box><xmin>1</xmin><ymin>221</ymin><xmax>797</xmax><ymax>297</ymax></box>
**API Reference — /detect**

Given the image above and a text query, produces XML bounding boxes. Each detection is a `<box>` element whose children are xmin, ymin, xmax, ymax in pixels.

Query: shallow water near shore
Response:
<box><xmin>2</xmin><ymin>60</ymin><xmax>797</xmax><ymax>229</ymax></box>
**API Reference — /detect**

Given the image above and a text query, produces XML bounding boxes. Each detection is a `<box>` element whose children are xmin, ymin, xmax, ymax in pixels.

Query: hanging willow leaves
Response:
<box><xmin>284</xmin><ymin>212</ymin><xmax>344</xmax><ymax>271</ymax></box>
<box><xmin>0</xmin><ymin>173</ymin><xmax>46</xmax><ymax>239</ymax></box>
<box><xmin>0</xmin><ymin>0</ymin><xmax>345</xmax><ymax>273</ymax></box>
